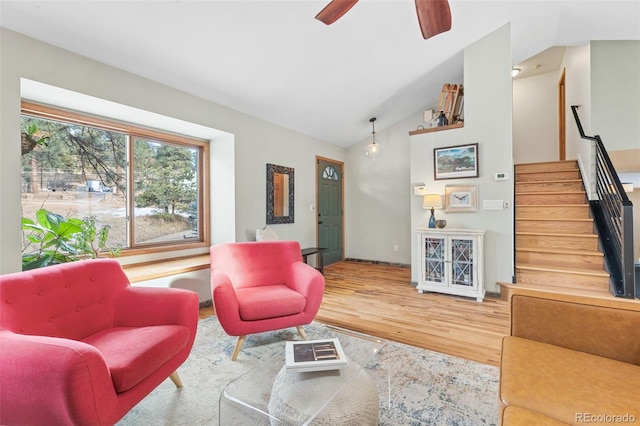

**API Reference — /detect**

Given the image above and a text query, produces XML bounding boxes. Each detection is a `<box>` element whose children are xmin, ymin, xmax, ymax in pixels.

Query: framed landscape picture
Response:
<box><xmin>434</xmin><ymin>143</ymin><xmax>479</xmax><ymax>180</ymax></box>
<box><xmin>444</xmin><ymin>185</ymin><xmax>478</xmax><ymax>213</ymax></box>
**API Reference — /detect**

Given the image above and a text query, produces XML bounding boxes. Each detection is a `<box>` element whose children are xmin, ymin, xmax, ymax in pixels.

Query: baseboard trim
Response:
<box><xmin>344</xmin><ymin>258</ymin><xmax>410</xmax><ymax>268</ymax></box>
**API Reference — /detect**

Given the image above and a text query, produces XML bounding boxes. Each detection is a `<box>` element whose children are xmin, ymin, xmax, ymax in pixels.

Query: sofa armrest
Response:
<box><xmin>510</xmin><ymin>294</ymin><xmax>640</xmax><ymax>365</ymax></box>
<box><xmin>211</xmin><ymin>271</ymin><xmax>245</xmax><ymax>335</ymax></box>
<box><xmin>114</xmin><ymin>286</ymin><xmax>199</xmax><ymax>329</ymax></box>
<box><xmin>0</xmin><ymin>331</ymin><xmax>117</xmax><ymax>425</ymax></box>
<box><xmin>286</xmin><ymin>261</ymin><xmax>325</xmax><ymax>314</ymax></box>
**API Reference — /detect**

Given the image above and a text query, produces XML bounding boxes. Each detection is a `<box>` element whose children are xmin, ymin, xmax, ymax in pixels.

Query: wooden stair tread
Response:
<box><xmin>498</xmin><ymin>283</ymin><xmax>616</xmax><ymax>301</ymax></box>
<box><xmin>516</xmin><ymin>191</ymin><xmax>585</xmax><ymax>195</ymax></box>
<box><xmin>515</xmin><ymin>170</ymin><xmax>580</xmax><ymax>175</ymax></box>
<box><xmin>516</xmin><ymin>205</ymin><xmax>590</xmax><ymax>209</ymax></box>
<box><xmin>516</xmin><ymin>217</ymin><xmax>592</xmax><ymax>222</ymax></box>
<box><xmin>499</xmin><ymin>283</ymin><xmax>640</xmax><ymax>309</ymax></box>
<box><xmin>516</xmin><ymin>168</ymin><xmax>580</xmax><ymax>172</ymax></box>
<box><xmin>516</xmin><ymin>264</ymin><xmax>609</xmax><ymax>277</ymax></box>
<box><xmin>515</xmin><ymin>160</ymin><xmax>577</xmax><ymax>167</ymax></box>
<box><xmin>516</xmin><ymin>247</ymin><xmax>602</xmax><ymax>256</ymax></box>
<box><xmin>516</xmin><ymin>179</ymin><xmax>582</xmax><ymax>184</ymax></box>
<box><xmin>516</xmin><ymin>231</ymin><xmax>598</xmax><ymax>238</ymax></box>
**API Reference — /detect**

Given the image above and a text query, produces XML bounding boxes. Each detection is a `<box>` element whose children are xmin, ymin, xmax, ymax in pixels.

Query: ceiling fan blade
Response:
<box><xmin>415</xmin><ymin>0</ymin><xmax>452</xmax><ymax>40</ymax></box>
<box><xmin>315</xmin><ymin>0</ymin><xmax>359</xmax><ymax>25</ymax></box>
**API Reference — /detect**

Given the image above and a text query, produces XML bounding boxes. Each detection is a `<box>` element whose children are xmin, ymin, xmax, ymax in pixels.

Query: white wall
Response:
<box><xmin>512</xmin><ymin>71</ymin><xmax>559</xmax><ymax>163</ymax></box>
<box><xmin>560</xmin><ymin>41</ymin><xmax>640</xmax><ymax>200</ymax></box>
<box><xmin>591</xmin><ymin>41</ymin><xmax>640</xmax><ymax>152</ymax></box>
<box><xmin>0</xmin><ymin>28</ymin><xmax>345</xmax><ymax>274</ymax></box>
<box><xmin>344</xmin><ymin>112</ymin><xmax>421</xmax><ymax>265</ymax></box>
<box><xmin>410</xmin><ymin>24</ymin><xmax>514</xmax><ymax>293</ymax></box>
<box><xmin>560</xmin><ymin>45</ymin><xmax>594</xmax><ymax>196</ymax></box>
<box><xmin>591</xmin><ymin>41</ymin><xmax>640</xmax><ymax>261</ymax></box>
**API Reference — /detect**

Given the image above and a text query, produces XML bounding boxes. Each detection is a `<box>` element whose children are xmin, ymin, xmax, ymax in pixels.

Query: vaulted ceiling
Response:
<box><xmin>1</xmin><ymin>1</ymin><xmax>638</xmax><ymax>147</ymax></box>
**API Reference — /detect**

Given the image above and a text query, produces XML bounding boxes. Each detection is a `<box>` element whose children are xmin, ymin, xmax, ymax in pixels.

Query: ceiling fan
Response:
<box><xmin>315</xmin><ymin>0</ymin><xmax>451</xmax><ymax>40</ymax></box>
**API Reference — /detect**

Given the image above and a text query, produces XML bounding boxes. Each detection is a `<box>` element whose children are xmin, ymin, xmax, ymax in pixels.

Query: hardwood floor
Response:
<box><xmin>200</xmin><ymin>261</ymin><xmax>510</xmax><ymax>367</ymax></box>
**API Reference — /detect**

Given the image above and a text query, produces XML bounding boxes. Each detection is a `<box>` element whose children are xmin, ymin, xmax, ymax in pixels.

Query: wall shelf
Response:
<box><xmin>409</xmin><ymin>122</ymin><xmax>463</xmax><ymax>136</ymax></box>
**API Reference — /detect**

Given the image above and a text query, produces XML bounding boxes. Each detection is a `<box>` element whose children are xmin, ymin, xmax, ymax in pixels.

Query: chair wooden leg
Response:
<box><xmin>231</xmin><ymin>335</ymin><xmax>246</xmax><ymax>361</ymax></box>
<box><xmin>169</xmin><ymin>371</ymin><xmax>183</xmax><ymax>388</ymax></box>
<box><xmin>296</xmin><ymin>326</ymin><xmax>308</xmax><ymax>340</ymax></box>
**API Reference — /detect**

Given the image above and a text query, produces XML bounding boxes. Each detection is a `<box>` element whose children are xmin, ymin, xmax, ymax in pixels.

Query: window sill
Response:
<box><xmin>122</xmin><ymin>254</ymin><xmax>210</xmax><ymax>283</ymax></box>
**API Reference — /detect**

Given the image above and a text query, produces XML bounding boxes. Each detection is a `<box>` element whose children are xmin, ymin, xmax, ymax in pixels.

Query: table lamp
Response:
<box><xmin>423</xmin><ymin>194</ymin><xmax>443</xmax><ymax>228</ymax></box>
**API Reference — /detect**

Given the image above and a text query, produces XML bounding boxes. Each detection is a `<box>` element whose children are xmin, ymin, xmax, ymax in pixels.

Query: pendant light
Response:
<box><xmin>365</xmin><ymin>117</ymin><xmax>383</xmax><ymax>159</ymax></box>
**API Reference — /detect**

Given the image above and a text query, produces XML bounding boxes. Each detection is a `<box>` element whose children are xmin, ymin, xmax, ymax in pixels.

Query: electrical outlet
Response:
<box><xmin>393</xmin><ymin>244</ymin><xmax>399</xmax><ymax>252</ymax></box>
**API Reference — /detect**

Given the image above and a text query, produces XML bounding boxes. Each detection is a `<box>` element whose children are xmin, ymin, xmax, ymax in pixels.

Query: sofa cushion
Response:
<box><xmin>500</xmin><ymin>337</ymin><xmax>640</xmax><ymax>424</ymax></box>
<box><xmin>502</xmin><ymin>406</ymin><xmax>569</xmax><ymax>425</ymax></box>
<box><xmin>82</xmin><ymin>325</ymin><xmax>190</xmax><ymax>393</ymax></box>
<box><xmin>236</xmin><ymin>284</ymin><xmax>306</xmax><ymax>321</ymax></box>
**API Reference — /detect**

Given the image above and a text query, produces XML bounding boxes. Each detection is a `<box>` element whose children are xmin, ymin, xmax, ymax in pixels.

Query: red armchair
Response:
<box><xmin>210</xmin><ymin>241</ymin><xmax>325</xmax><ymax>360</ymax></box>
<box><xmin>0</xmin><ymin>259</ymin><xmax>199</xmax><ymax>426</ymax></box>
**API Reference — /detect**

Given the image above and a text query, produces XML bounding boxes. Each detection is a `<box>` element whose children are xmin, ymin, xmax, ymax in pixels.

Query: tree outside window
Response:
<box><xmin>20</xmin><ymin>107</ymin><xmax>206</xmax><ymax>256</ymax></box>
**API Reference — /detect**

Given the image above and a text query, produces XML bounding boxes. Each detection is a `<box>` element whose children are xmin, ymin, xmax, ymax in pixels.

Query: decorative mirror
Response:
<box><xmin>266</xmin><ymin>163</ymin><xmax>294</xmax><ymax>224</ymax></box>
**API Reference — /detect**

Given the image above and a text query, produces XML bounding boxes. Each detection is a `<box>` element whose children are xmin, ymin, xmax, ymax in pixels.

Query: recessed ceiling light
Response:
<box><xmin>511</xmin><ymin>68</ymin><xmax>521</xmax><ymax>77</ymax></box>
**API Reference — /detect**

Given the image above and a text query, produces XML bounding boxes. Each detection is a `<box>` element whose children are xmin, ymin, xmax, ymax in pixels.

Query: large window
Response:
<box><xmin>20</xmin><ymin>101</ymin><xmax>209</xmax><ymax>255</ymax></box>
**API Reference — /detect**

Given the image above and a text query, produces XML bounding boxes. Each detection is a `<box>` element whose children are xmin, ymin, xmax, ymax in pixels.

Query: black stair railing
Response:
<box><xmin>571</xmin><ymin>105</ymin><xmax>636</xmax><ymax>299</ymax></box>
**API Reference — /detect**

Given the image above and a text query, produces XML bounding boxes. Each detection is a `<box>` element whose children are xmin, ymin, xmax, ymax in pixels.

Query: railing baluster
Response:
<box><xmin>571</xmin><ymin>105</ymin><xmax>635</xmax><ymax>299</ymax></box>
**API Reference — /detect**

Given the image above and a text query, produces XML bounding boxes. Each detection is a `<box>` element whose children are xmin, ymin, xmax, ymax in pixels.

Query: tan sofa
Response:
<box><xmin>499</xmin><ymin>292</ymin><xmax>640</xmax><ymax>425</ymax></box>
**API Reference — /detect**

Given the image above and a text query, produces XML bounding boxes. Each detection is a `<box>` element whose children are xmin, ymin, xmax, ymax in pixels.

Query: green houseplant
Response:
<box><xmin>21</xmin><ymin>208</ymin><xmax>120</xmax><ymax>271</ymax></box>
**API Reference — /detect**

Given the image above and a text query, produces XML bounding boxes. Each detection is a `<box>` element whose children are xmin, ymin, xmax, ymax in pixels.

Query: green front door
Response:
<box><xmin>317</xmin><ymin>158</ymin><xmax>343</xmax><ymax>266</ymax></box>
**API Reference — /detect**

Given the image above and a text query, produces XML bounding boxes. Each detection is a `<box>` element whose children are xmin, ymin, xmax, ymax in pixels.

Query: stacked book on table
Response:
<box><xmin>285</xmin><ymin>338</ymin><xmax>348</xmax><ymax>372</ymax></box>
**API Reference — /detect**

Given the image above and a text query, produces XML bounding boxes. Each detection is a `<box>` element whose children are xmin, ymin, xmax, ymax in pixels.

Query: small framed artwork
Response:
<box><xmin>434</xmin><ymin>143</ymin><xmax>479</xmax><ymax>180</ymax></box>
<box><xmin>445</xmin><ymin>185</ymin><xmax>478</xmax><ymax>213</ymax></box>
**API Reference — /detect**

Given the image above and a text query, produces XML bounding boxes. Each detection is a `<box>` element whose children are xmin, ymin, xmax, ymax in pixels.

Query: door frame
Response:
<box><xmin>558</xmin><ymin>68</ymin><xmax>566</xmax><ymax>161</ymax></box>
<box><xmin>315</xmin><ymin>156</ymin><xmax>345</xmax><ymax>262</ymax></box>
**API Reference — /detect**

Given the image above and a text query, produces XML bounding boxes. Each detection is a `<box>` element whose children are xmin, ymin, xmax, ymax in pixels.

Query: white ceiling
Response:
<box><xmin>1</xmin><ymin>1</ymin><xmax>639</xmax><ymax>147</ymax></box>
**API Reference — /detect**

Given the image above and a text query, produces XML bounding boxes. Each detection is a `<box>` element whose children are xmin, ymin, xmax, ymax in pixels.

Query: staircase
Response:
<box><xmin>514</xmin><ymin>160</ymin><xmax>611</xmax><ymax>296</ymax></box>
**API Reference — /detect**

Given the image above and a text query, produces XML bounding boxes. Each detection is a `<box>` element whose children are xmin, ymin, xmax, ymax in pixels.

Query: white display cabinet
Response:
<box><xmin>417</xmin><ymin>228</ymin><xmax>485</xmax><ymax>302</ymax></box>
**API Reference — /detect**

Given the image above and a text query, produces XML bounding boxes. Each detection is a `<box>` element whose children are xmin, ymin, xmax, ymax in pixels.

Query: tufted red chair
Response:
<box><xmin>210</xmin><ymin>241</ymin><xmax>325</xmax><ymax>360</ymax></box>
<box><xmin>0</xmin><ymin>258</ymin><xmax>199</xmax><ymax>426</ymax></box>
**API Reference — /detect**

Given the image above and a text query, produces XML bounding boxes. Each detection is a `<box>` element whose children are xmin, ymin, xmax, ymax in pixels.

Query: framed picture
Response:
<box><xmin>434</xmin><ymin>143</ymin><xmax>479</xmax><ymax>180</ymax></box>
<box><xmin>444</xmin><ymin>185</ymin><xmax>478</xmax><ymax>213</ymax></box>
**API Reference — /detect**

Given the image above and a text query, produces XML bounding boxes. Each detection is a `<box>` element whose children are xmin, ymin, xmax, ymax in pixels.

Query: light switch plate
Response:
<box><xmin>483</xmin><ymin>200</ymin><xmax>504</xmax><ymax>210</ymax></box>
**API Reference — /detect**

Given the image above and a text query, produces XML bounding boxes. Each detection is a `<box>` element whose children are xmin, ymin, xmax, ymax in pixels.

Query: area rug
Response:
<box><xmin>117</xmin><ymin>317</ymin><xmax>499</xmax><ymax>425</ymax></box>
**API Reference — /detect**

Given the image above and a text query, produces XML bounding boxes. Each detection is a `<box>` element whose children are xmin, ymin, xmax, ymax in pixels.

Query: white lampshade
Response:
<box><xmin>423</xmin><ymin>194</ymin><xmax>443</xmax><ymax>210</ymax></box>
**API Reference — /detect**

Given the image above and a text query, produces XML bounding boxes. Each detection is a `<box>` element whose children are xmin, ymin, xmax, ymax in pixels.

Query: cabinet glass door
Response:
<box><xmin>424</xmin><ymin>236</ymin><xmax>445</xmax><ymax>284</ymax></box>
<box><xmin>450</xmin><ymin>238</ymin><xmax>475</xmax><ymax>289</ymax></box>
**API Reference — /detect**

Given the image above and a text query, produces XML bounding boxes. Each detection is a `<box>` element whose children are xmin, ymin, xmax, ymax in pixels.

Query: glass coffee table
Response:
<box><xmin>219</xmin><ymin>324</ymin><xmax>387</xmax><ymax>425</ymax></box>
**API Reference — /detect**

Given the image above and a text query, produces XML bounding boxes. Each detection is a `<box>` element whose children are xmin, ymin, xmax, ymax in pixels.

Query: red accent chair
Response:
<box><xmin>0</xmin><ymin>259</ymin><xmax>199</xmax><ymax>426</ymax></box>
<box><xmin>210</xmin><ymin>241</ymin><xmax>325</xmax><ymax>360</ymax></box>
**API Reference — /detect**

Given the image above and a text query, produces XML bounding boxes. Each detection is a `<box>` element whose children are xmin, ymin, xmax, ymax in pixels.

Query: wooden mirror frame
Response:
<box><xmin>266</xmin><ymin>163</ymin><xmax>294</xmax><ymax>224</ymax></box>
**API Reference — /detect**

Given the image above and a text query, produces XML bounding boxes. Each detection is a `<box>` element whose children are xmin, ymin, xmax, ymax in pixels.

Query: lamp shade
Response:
<box><xmin>423</xmin><ymin>194</ymin><xmax>443</xmax><ymax>209</ymax></box>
